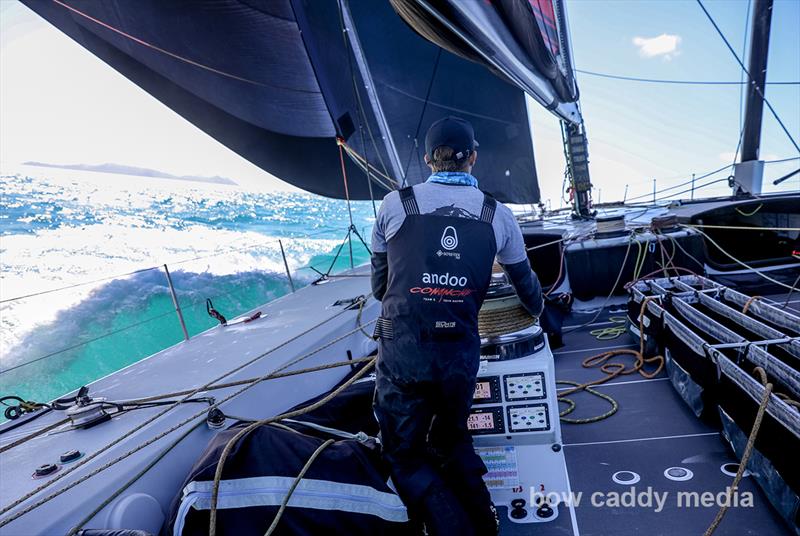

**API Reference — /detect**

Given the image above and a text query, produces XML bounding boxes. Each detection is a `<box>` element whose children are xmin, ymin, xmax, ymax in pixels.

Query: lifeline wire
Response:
<box><xmin>696</xmin><ymin>0</ymin><xmax>800</xmax><ymax>154</ymax></box>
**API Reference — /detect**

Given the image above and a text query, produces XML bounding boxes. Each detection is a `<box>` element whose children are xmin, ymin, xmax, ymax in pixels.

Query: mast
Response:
<box><xmin>339</xmin><ymin>0</ymin><xmax>405</xmax><ymax>182</ymax></box>
<box><xmin>554</xmin><ymin>0</ymin><xmax>592</xmax><ymax>218</ymax></box>
<box><xmin>733</xmin><ymin>0</ymin><xmax>774</xmax><ymax>195</ymax></box>
<box><xmin>563</xmin><ymin>120</ymin><xmax>592</xmax><ymax>218</ymax></box>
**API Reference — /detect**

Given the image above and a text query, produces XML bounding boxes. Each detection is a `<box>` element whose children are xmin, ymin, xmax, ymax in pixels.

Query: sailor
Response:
<box><xmin>371</xmin><ymin>116</ymin><xmax>544</xmax><ymax>535</ymax></box>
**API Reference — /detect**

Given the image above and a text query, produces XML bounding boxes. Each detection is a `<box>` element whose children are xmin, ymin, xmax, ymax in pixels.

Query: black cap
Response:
<box><xmin>425</xmin><ymin>116</ymin><xmax>479</xmax><ymax>161</ymax></box>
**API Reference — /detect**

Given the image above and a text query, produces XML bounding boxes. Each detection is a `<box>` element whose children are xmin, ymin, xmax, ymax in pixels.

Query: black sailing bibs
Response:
<box><xmin>378</xmin><ymin>186</ymin><xmax>498</xmax><ymax>381</ymax></box>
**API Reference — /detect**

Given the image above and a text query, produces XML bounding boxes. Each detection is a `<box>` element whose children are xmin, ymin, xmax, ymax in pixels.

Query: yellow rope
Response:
<box><xmin>589</xmin><ymin>317</ymin><xmax>628</xmax><ymax>340</ymax></box>
<box><xmin>263</xmin><ymin>439</ymin><xmax>335</xmax><ymax>536</ymax></box>
<box><xmin>703</xmin><ymin>367</ymin><xmax>773</xmax><ymax>535</ymax></box>
<box><xmin>734</xmin><ymin>203</ymin><xmax>763</xmax><ymax>217</ymax></box>
<box><xmin>209</xmin><ymin>358</ymin><xmax>376</xmax><ymax>536</ymax></box>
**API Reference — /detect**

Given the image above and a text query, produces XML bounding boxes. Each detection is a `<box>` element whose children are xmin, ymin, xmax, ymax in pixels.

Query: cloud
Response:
<box><xmin>632</xmin><ymin>34</ymin><xmax>682</xmax><ymax>60</ymax></box>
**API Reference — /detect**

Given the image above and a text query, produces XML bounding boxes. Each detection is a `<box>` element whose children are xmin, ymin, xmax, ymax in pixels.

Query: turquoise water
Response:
<box><xmin>0</xmin><ymin>169</ymin><xmax>375</xmax><ymax>405</ymax></box>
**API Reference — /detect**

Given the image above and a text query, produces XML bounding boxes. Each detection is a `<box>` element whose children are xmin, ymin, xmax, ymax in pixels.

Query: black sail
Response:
<box><xmin>20</xmin><ymin>0</ymin><xmax>540</xmax><ymax>203</ymax></box>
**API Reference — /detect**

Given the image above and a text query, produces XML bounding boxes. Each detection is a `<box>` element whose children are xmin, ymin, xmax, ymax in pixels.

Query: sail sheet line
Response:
<box><xmin>50</xmin><ymin>0</ymin><xmax>320</xmax><ymax>94</ymax></box>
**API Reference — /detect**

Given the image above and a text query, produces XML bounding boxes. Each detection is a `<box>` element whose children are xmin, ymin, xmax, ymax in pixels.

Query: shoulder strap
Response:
<box><xmin>480</xmin><ymin>193</ymin><xmax>496</xmax><ymax>223</ymax></box>
<box><xmin>399</xmin><ymin>186</ymin><xmax>420</xmax><ymax>215</ymax></box>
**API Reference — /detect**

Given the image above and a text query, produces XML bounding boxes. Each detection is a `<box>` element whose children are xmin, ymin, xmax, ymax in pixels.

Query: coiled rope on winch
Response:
<box><xmin>478</xmin><ymin>303</ymin><xmax>536</xmax><ymax>338</ymax></box>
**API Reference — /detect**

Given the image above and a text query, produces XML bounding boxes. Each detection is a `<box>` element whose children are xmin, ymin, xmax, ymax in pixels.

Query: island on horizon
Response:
<box><xmin>23</xmin><ymin>161</ymin><xmax>238</xmax><ymax>186</ymax></box>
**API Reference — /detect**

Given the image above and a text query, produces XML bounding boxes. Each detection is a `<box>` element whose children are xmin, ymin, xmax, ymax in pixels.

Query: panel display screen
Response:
<box><xmin>472</xmin><ymin>376</ymin><xmax>501</xmax><ymax>404</ymax></box>
<box><xmin>467</xmin><ymin>406</ymin><xmax>505</xmax><ymax>435</ymax></box>
<box><xmin>468</xmin><ymin>412</ymin><xmax>495</xmax><ymax>430</ymax></box>
<box><xmin>474</xmin><ymin>381</ymin><xmax>492</xmax><ymax>400</ymax></box>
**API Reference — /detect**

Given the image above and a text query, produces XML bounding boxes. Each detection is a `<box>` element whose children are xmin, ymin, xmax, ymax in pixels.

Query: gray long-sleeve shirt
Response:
<box><xmin>370</xmin><ymin>182</ymin><xmax>543</xmax><ymax>317</ymax></box>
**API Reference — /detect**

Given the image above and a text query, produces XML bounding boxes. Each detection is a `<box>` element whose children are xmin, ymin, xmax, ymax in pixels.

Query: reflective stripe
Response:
<box><xmin>174</xmin><ymin>476</ymin><xmax>408</xmax><ymax>534</ymax></box>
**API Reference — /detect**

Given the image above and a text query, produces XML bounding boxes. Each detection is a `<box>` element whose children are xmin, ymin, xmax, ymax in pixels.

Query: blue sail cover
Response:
<box><xmin>20</xmin><ymin>0</ymin><xmax>540</xmax><ymax>203</ymax></box>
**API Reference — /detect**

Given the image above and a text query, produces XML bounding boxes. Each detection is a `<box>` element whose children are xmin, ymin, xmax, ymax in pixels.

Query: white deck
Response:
<box><xmin>0</xmin><ymin>266</ymin><xmax>377</xmax><ymax>534</ymax></box>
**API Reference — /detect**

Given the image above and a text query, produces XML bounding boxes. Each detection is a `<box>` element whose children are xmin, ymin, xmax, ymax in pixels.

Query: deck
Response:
<box><xmin>496</xmin><ymin>292</ymin><xmax>797</xmax><ymax>535</ymax></box>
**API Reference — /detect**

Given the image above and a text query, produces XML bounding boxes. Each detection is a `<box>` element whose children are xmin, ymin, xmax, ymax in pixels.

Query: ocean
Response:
<box><xmin>0</xmin><ymin>167</ymin><xmax>376</xmax><ymax>407</ymax></box>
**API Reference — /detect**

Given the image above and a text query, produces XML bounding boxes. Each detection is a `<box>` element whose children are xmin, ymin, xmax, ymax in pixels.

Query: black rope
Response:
<box><xmin>335</xmin><ymin>0</ymin><xmax>393</xmax><ymax>185</ymax></box>
<box><xmin>696</xmin><ymin>0</ymin><xmax>800</xmax><ymax>154</ymax></box>
<box><xmin>738</xmin><ymin>0</ymin><xmax>753</xmax><ymax>134</ymax></box>
<box><xmin>574</xmin><ymin>68</ymin><xmax>798</xmax><ymax>85</ymax></box>
<box><xmin>402</xmin><ymin>47</ymin><xmax>443</xmax><ymax>185</ymax></box>
<box><xmin>773</xmin><ymin>167</ymin><xmax>800</xmax><ymax>186</ymax></box>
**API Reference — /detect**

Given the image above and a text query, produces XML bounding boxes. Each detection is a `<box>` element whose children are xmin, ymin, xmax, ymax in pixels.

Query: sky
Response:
<box><xmin>1</xmin><ymin>0</ymin><xmax>798</xmax><ymax>203</ymax></box>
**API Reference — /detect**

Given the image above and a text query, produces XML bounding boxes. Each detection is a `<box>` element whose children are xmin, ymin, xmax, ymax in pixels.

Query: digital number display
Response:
<box><xmin>468</xmin><ymin>412</ymin><xmax>495</xmax><ymax>430</ymax></box>
<box><xmin>474</xmin><ymin>381</ymin><xmax>492</xmax><ymax>400</ymax></box>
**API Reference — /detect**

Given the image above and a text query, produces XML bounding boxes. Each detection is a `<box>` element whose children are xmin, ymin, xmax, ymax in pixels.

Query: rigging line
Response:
<box><xmin>0</xmin><ymin>308</ymin><xmax>177</xmax><ymax>376</ymax></box>
<box><xmin>766</xmin><ymin>156</ymin><xmax>800</xmax><ymax>164</ymax></box>
<box><xmin>696</xmin><ymin>0</ymin><xmax>800</xmax><ymax>155</ymax></box>
<box><xmin>625</xmin><ymin>168</ymin><xmax>730</xmax><ymax>202</ymax></box>
<box><xmin>574</xmin><ymin>69</ymin><xmax>799</xmax><ymax>86</ymax></box>
<box><xmin>338</xmin><ymin>141</ymin><xmax>397</xmax><ymax>188</ymax></box>
<box><xmin>402</xmin><ymin>48</ymin><xmax>443</xmax><ymax>184</ymax></box>
<box><xmin>333</xmin><ymin>0</ymin><xmax>377</xmax><ymax>215</ymax></box>
<box><xmin>652</xmin><ymin>177</ymin><xmax>730</xmax><ymax>202</ymax></box>
<box><xmin>687</xmin><ymin>226</ymin><xmax>800</xmax><ymax>291</ymax></box>
<box><xmin>563</xmin><ymin>233</ymin><xmax>636</xmax><ymax>335</ymax></box>
<box><xmin>627</xmin><ymin>175</ymin><xmax>730</xmax><ymax>204</ymax></box>
<box><xmin>1</xmin><ymin>281</ymin><xmax>262</xmax><ymax>376</ymax></box>
<box><xmin>335</xmin><ymin>0</ymin><xmax>393</xmax><ymax>183</ymax></box>
<box><xmin>49</xmin><ymin>0</ymin><xmax>316</xmax><ymax>94</ymax></box>
<box><xmin>685</xmin><ymin>223</ymin><xmax>800</xmax><ymax>232</ymax></box>
<box><xmin>208</xmin><ymin>360</ymin><xmax>376</xmax><ymax>536</ymax></box>
<box><xmin>338</xmin><ymin>145</ymin><xmax>355</xmax><ymax>269</ymax></box>
<box><xmin>0</xmin><ymin>266</ymin><xmax>160</xmax><ymax>304</ymax></box>
<box><xmin>772</xmin><ymin>167</ymin><xmax>800</xmax><ymax>186</ymax></box>
<box><xmin>738</xmin><ymin>0</ymin><xmax>753</xmax><ymax>134</ymax></box>
<box><xmin>730</xmin><ymin>122</ymin><xmax>746</xmax><ymax>176</ymax></box>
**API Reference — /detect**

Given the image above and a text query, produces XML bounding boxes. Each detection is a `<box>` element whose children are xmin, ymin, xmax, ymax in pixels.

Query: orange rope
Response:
<box><xmin>559</xmin><ymin>297</ymin><xmax>665</xmax><ymax>399</ymax></box>
<box><xmin>742</xmin><ymin>295</ymin><xmax>762</xmax><ymax>315</ymax></box>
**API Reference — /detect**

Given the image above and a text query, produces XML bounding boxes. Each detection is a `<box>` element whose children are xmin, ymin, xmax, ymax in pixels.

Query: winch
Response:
<box><xmin>65</xmin><ymin>387</ymin><xmax>110</xmax><ymax>429</ymax></box>
<box><xmin>469</xmin><ymin>266</ymin><xmax>571</xmax><ymax>524</ymax></box>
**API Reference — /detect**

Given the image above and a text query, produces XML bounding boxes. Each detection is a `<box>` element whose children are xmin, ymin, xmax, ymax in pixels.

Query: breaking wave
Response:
<box><xmin>0</xmin><ymin>169</ymin><xmax>375</xmax><ymax>403</ymax></box>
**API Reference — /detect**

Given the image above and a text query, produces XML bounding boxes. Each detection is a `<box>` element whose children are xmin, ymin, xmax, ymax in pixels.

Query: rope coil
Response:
<box><xmin>558</xmin><ymin>297</ymin><xmax>665</xmax><ymax>424</ymax></box>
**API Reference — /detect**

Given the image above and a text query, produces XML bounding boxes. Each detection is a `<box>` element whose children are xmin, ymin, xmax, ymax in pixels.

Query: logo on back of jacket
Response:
<box><xmin>436</xmin><ymin>226</ymin><xmax>461</xmax><ymax>260</ymax></box>
<box><xmin>409</xmin><ymin>226</ymin><xmax>473</xmax><ymax>303</ymax></box>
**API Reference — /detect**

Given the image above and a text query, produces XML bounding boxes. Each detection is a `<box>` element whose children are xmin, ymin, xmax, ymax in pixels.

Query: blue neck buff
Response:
<box><xmin>426</xmin><ymin>171</ymin><xmax>479</xmax><ymax>188</ymax></box>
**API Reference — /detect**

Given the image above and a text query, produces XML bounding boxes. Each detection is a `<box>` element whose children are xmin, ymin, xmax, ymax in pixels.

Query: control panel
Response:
<box><xmin>504</xmin><ymin>372</ymin><xmax>545</xmax><ymax>401</ymax></box>
<box><xmin>467</xmin><ymin>342</ymin><xmax>559</xmax><ymax>446</ymax></box>
<box><xmin>468</xmin><ymin>326</ymin><xmax>570</xmax><ymax>526</ymax></box>
<box><xmin>507</xmin><ymin>404</ymin><xmax>549</xmax><ymax>432</ymax></box>
<box><xmin>467</xmin><ymin>406</ymin><xmax>505</xmax><ymax>435</ymax></box>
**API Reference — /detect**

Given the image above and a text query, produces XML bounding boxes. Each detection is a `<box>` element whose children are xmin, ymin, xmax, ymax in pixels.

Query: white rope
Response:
<box><xmin>687</xmin><ymin>226</ymin><xmax>800</xmax><ymax>291</ymax></box>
